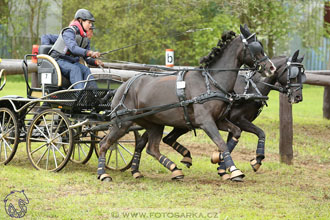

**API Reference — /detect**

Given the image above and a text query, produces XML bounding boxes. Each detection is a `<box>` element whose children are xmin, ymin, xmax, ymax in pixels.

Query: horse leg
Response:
<box><xmin>146</xmin><ymin>125</ymin><xmax>184</xmax><ymax>180</ymax></box>
<box><xmin>200</xmin><ymin>119</ymin><xmax>244</xmax><ymax>182</ymax></box>
<box><xmin>97</xmin><ymin>121</ymin><xmax>133</xmax><ymax>181</ymax></box>
<box><xmin>131</xmin><ymin>131</ymin><xmax>148</xmax><ymax>178</ymax></box>
<box><xmin>162</xmin><ymin>128</ymin><xmax>192</xmax><ymax>168</ymax></box>
<box><xmin>237</xmin><ymin>118</ymin><xmax>265</xmax><ymax>172</ymax></box>
<box><xmin>214</xmin><ymin>118</ymin><xmax>242</xmax><ymax>180</ymax></box>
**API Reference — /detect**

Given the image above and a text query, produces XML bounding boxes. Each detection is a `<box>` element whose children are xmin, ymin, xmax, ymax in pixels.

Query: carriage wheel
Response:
<box><xmin>94</xmin><ymin>128</ymin><xmax>139</xmax><ymax>171</ymax></box>
<box><xmin>0</xmin><ymin>108</ymin><xmax>19</xmax><ymax>165</ymax></box>
<box><xmin>70</xmin><ymin>125</ymin><xmax>95</xmax><ymax>164</ymax></box>
<box><xmin>26</xmin><ymin>109</ymin><xmax>73</xmax><ymax>172</ymax></box>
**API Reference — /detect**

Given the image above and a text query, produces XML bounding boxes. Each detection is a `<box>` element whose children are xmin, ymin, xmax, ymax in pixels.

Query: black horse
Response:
<box><xmin>159</xmin><ymin>50</ymin><xmax>305</xmax><ymax>180</ymax></box>
<box><xmin>97</xmin><ymin>25</ymin><xmax>276</xmax><ymax>182</ymax></box>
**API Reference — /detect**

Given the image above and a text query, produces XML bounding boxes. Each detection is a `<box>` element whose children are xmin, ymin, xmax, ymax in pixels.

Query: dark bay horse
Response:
<box><xmin>159</xmin><ymin>50</ymin><xmax>305</xmax><ymax>180</ymax></box>
<box><xmin>97</xmin><ymin>25</ymin><xmax>276</xmax><ymax>182</ymax></box>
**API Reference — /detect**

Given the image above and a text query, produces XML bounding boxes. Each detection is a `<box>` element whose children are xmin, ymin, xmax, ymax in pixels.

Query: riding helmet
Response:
<box><xmin>74</xmin><ymin>9</ymin><xmax>95</xmax><ymax>22</ymax></box>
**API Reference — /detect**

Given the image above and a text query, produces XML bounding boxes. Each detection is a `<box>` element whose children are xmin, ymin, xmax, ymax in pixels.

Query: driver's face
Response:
<box><xmin>82</xmin><ymin>20</ymin><xmax>93</xmax><ymax>31</ymax></box>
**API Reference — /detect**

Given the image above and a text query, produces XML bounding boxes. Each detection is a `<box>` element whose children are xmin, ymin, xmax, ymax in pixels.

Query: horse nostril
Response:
<box><xmin>295</xmin><ymin>95</ymin><xmax>302</xmax><ymax>101</ymax></box>
<box><xmin>270</xmin><ymin>65</ymin><xmax>276</xmax><ymax>72</ymax></box>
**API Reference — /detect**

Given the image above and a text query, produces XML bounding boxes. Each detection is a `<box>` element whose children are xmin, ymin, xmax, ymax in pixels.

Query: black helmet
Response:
<box><xmin>74</xmin><ymin>9</ymin><xmax>95</xmax><ymax>22</ymax></box>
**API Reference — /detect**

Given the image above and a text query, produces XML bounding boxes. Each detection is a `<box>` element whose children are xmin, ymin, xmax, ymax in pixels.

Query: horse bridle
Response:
<box><xmin>261</xmin><ymin>57</ymin><xmax>306</xmax><ymax>95</ymax></box>
<box><xmin>241</xmin><ymin>33</ymin><xmax>269</xmax><ymax>73</ymax></box>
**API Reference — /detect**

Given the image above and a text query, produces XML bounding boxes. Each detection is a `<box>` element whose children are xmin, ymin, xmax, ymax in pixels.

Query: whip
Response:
<box><xmin>100</xmin><ymin>28</ymin><xmax>213</xmax><ymax>56</ymax></box>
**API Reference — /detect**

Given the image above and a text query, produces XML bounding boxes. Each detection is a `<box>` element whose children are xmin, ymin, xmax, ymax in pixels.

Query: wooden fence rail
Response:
<box><xmin>0</xmin><ymin>59</ymin><xmax>329</xmax><ymax>164</ymax></box>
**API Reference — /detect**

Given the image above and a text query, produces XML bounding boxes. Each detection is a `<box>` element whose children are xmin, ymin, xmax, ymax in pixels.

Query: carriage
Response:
<box><xmin>0</xmin><ymin>45</ymin><xmax>140</xmax><ymax>172</ymax></box>
<box><xmin>0</xmin><ymin>25</ymin><xmax>305</xmax><ymax>182</ymax></box>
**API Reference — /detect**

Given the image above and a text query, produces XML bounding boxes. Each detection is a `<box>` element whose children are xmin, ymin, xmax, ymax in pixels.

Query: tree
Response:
<box><xmin>227</xmin><ymin>0</ymin><xmax>330</xmax><ymax>57</ymax></box>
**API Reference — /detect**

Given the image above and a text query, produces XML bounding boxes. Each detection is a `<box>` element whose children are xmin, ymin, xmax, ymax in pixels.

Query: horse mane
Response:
<box><xmin>199</xmin><ymin>30</ymin><xmax>237</xmax><ymax>67</ymax></box>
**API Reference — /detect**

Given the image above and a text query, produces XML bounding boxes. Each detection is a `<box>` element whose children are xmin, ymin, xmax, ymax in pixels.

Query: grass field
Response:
<box><xmin>0</xmin><ymin>76</ymin><xmax>329</xmax><ymax>219</ymax></box>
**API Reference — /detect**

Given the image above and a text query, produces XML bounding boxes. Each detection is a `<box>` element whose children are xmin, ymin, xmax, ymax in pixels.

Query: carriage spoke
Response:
<box><xmin>33</xmin><ymin>124</ymin><xmax>49</xmax><ymax>140</ymax></box>
<box><xmin>53</xmin><ymin>118</ymin><xmax>64</xmax><ymax>135</ymax></box>
<box><xmin>2</xmin><ymin>126</ymin><xmax>14</xmax><ymax>137</ymax></box>
<box><xmin>31</xmin><ymin>142</ymin><xmax>48</xmax><ymax>154</ymax></box>
<box><xmin>46</xmin><ymin>147</ymin><xmax>50</xmax><ymax>170</ymax></box>
<box><xmin>36</xmin><ymin>147</ymin><xmax>49</xmax><ymax>165</ymax></box>
<box><xmin>51</xmin><ymin>143</ymin><xmax>66</xmax><ymax>159</ymax></box>
<box><xmin>50</xmin><ymin>113</ymin><xmax>54</xmax><ymax>138</ymax></box>
<box><xmin>52</xmin><ymin>129</ymin><xmax>70</xmax><ymax>141</ymax></box>
<box><xmin>3</xmin><ymin>116</ymin><xmax>12</xmax><ymax>132</ymax></box>
<box><xmin>106</xmin><ymin>149</ymin><xmax>113</xmax><ymax>166</ymax></box>
<box><xmin>3</xmin><ymin>138</ymin><xmax>8</xmax><ymax>159</ymax></box>
<box><xmin>117</xmin><ymin>142</ymin><xmax>133</xmax><ymax>155</ymax></box>
<box><xmin>3</xmin><ymin>139</ymin><xmax>13</xmax><ymax>152</ymax></box>
<box><xmin>117</xmin><ymin>147</ymin><xmax>127</xmax><ymax>165</ymax></box>
<box><xmin>80</xmin><ymin>143</ymin><xmax>88</xmax><ymax>156</ymax></box>
<box><xmin>75</xmin><ymin>143</ymin><xmax>88</xmax><ymax>161</ymax></box>
<box><xmin>29</xmin><ymin>137</ymin><xmax>48</xmax><ymax>142</ymax></box>
<box><xmin>53</xmin><ymin>141</ymin><xmax>70</xmax><ymax>145</ymax></box>
<box><xmin>43</xmin><ymin>115</ymin><xmax>51</xmax><ymax>137</ymax></box>
<box><xmin>52</xmin><ymin>147</ymin><xmax>58</xmax><ymax>169</ymax></box>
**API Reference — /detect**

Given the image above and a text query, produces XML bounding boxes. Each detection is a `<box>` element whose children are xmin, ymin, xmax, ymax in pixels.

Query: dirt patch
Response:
<box><xmin>158</xmin><ymin>139</ymin><xmax>330</xmax><ymax>174</ymax></box>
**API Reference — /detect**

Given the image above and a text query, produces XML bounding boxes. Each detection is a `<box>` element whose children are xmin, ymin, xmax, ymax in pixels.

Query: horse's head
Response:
<box><xmin>240</xmin><ymin>24</ymin><xmax>276</xmax><ymax>77</ymax></box>
<box><xmin>275</xmin><ymin>50</ymin><xmax>305</xmax><ymax>103</ymax></box>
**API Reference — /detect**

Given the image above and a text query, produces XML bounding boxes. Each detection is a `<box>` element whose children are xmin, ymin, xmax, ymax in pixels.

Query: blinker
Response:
<box><xmin>248</xmin><ymin>42</ymin><xmax>263</xmax><ymax>55</ymax></box>
<box><xmin>289</xmin><ymin>66</ymin><xmax>299</xmax><ymax>78</ymax></box>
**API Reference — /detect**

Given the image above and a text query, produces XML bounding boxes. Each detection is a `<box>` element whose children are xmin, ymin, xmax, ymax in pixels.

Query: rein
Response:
<box><xmin>107</xmin><ymin>32</ymin><xmax>269</xmax><ymax>129</ymax></box>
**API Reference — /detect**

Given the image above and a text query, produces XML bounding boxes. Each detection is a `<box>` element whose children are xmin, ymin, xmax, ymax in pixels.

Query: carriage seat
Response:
<box><xmin>37</xmin><ymin>45</ymin><xmax>71</xmax><ymax>91</ymax></box>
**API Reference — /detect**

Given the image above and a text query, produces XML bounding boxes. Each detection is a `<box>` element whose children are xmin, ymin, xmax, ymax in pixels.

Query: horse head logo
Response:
<box><xmin>3</xmin><ymin>190</ymin><xmax>29</xmax><ymax>218</ymax></box>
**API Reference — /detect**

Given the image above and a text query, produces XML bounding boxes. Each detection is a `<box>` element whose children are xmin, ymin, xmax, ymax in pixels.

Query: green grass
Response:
<box><xmin>0</xmin><ymin>76</ymin><xmax>329</xmax><ymax>219</ymax></box>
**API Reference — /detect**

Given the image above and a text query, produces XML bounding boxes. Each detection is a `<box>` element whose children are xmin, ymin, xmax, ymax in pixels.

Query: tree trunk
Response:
<box><xmin>279</xmin><ymin>93</ymin><xmax>293</xmax><ymax>165</ymax></box>
<box><xmin>267</xmin><ymin>36</ymin><xmax>274</xmax><ymax>58</ymax></box>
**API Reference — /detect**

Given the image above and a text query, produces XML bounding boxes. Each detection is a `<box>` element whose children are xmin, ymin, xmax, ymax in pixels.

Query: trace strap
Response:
<box><xmin>176</xmin><ymin>71</ymin><xmax>196</xmax><ymax>134</ymax></box>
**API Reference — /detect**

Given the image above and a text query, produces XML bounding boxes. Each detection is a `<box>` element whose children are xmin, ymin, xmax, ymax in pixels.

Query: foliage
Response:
<box><xmin>1</xmin><ymin>0</ymin><xmax>329</xmax><ymax>64</ymax></box>
<box><xmin>0</xmin><ymin>0</ymin><xmax>49</xmax><ymax>58</ymax></box>
<box><xmin>63</xmin><ymin>0</ymin><xmax>330</xmax><ymax>64</ymax></box>
<box><xmin>225</xmin><ymin>0</ymin><xmax>330</xmax><ymax>57</ymax></box>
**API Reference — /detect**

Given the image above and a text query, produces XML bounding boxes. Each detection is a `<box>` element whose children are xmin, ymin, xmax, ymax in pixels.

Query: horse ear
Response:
<box><xmin>297</xmin><ymin>55</ymin><xmax>305</xmax><ymax>63</ymax></box>
<box><xmin>244</xmin><ymin>24</ymin><xmax>251</xmax><ymax>33</ymax></box>
<box><xmin>292</xmin><ymin>50</ymin><xmax>299</xmax><ymax>62</ymax></box>
<box><xmin>240</xmin><ymin>24</ymin><xmax>250</xmax><ymax>38</ymax></box>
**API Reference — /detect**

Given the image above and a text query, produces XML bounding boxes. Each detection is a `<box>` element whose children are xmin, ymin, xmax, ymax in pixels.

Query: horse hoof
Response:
<box><xmin>211</xmin><ymin>151</ymin><xmax>221</xmax><ymax>164</ymax></box>
<box><xmin>231</xmin><ymin>176</ymin><xmax>244</xmax><ymax>182</ymax></box>
<box><xmin>132</xmin><ymin>171</ymin><xmax>144</xmax><ymax>179</ymax></box>
<box><xmin>230</xmin><ymin>169</ymin><xmax>245</xmax><ymax>181</ymax></box>
<box><xmin>218</xmin><ymin>169</ymin><xmax>230</xmax><ymax>181</ymax></box>
<box><xmin>172</xmin><ymin>175</ymin><xmax>184</xmax><ymax>181</ymax></box>
<box><xmin>181</xmin><ymin>157</ymin><xmax>192</xmax><ymax>168</ymax></box>
<box><xmin>222</xmin><ymin>173</ymin><xmax>231</xmax><ymax>181</ymax></box>
<box><xmin>250</xmin><ymin>159</ymin><xmax>261</xmax><ymax>172</ymax></box>
<box><xmin>99</xmin><ymin>174</ymin><xmax>112</xmax><ymax>182</ymax></box>
<box><xmin>171</xmin><ymin>169</ymin><xmax>184</xmax><ymax>180</ymax></box>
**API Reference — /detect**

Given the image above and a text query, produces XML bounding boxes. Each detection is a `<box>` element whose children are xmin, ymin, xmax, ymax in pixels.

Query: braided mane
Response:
<box><xmin>199</xmin><ymin>31</ymin><xmax>237</xmax><ymax>67</ymax></box>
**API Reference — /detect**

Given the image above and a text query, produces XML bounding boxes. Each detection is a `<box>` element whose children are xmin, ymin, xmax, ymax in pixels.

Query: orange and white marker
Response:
<box><xmin>165</xmin><ymin>49</ymin><xmax>174</xmax><ymax>67</ymax></box>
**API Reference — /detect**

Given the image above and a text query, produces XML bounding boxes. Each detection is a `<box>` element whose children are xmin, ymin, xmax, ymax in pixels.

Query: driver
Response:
<box><xmin>49</xmin><ymin>9</ymin><xmax>100</xmax><ymax>89</ymax></box>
